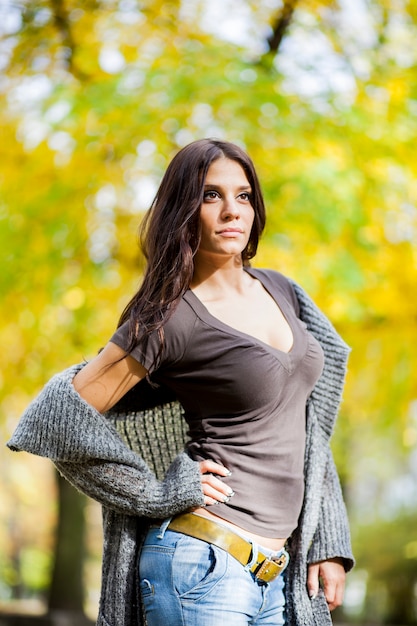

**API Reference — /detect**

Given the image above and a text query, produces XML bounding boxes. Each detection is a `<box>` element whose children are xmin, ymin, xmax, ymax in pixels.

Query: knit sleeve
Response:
<box><xmin>307</xmin><ymin>448</ymin><xmax>355</xmax><ymax>572</ymax></box>
<box><xmin>7</xmin><ymin>364</ymin><xmax>205</xmax><ymax>517</ymax></box>
<box><xmin>55</xmin><ymin>452</ymin><xmax>204</xmax><ymax>518</ymax></box>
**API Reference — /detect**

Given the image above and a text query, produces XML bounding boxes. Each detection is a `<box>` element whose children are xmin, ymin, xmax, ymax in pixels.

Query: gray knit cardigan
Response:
<box><xmin>7</xmin><ymin>281</ymin><xmax>354</xmax><ymax>626</ymax></box>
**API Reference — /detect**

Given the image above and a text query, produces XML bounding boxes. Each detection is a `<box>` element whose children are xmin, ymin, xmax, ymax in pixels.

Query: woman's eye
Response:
<box><xmin>204</xmin><ymin>191</ymin><xmax>219</xmax><ymax>201</ymax></box>
<box><xmin>239</xmin><ymin>192</ymin><xmax>251</xmax><ymax>201</ymax></box>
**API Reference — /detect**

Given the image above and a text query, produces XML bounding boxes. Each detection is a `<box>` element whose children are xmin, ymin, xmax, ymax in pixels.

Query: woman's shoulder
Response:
<box><xmin>250</xmin><ymin>267</ymin><xmax>293</xmax><ymax>286</ymax></box>
<box><xmin>247</xmin><ymin>267</ymin><xmax>300</xmax><ymax>313</ymax></box>
<box><xmin>163</xmin><ymin>296</ymin><xmax>200</xmax><ymax>343</ymax></box>
<box><xmin>110</xmin><ymin>296</ymin><xmax>199</xmax><ymax>372</ymax></box>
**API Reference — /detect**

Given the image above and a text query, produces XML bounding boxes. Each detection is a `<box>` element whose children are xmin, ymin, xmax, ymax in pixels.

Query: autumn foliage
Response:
<box><xmin>1</xmin><ymin>1</ymin><xmax>416</xmax><ymax>622</ymax></box>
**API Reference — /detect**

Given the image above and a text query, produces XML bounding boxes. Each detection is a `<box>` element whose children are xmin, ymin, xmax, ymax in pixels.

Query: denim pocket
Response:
<box><xmin>140</xmin><ymin>578</ymin><xmax>154</xmax><ymax>598</ymax></box>
<box><xmin>172</xmin><ymin>534</ymin><xmax>228</xmax><ymax>601</ymax></box>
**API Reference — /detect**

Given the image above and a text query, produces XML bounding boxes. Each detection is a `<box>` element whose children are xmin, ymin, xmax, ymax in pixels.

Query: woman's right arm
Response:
<box><xmin>71</xmin><ymin>342</ymin><xmax>231</xmax><ymax>507</ymax></box>
<box><xmin>72</xmin><ymin>341</ymin><xmax>148</xmax><ymax>413</ymax></box>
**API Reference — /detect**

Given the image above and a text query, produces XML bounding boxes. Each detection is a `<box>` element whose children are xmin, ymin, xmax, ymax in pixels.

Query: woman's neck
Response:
<box><xmin>190</xmin><ymin>254</ymin><xmax>251</xmax><ymax>301</ymax></box>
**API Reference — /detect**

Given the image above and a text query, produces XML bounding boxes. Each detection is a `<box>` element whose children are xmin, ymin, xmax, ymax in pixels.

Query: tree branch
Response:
<box><xmin>50</xmin><ymin>0</ymin><xmax>76</xmax><ymax>69</ymax></box>
<box><xmin>267</xmin><ymin>0</ymin><xmax>300</xmax><ymax>54</ymax></box>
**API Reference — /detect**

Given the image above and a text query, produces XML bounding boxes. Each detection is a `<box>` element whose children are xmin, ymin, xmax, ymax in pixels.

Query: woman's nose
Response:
<box><xmin>221</xmin><ymin>197</ymin><xmax>240</xmax><ymax>219</ymax></box>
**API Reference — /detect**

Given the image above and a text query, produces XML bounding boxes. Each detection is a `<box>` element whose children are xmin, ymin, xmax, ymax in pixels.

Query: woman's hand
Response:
<box><xmin>307</xmin><ymin>558</ymin><xmax>346</xmax><ymax>611</ymax></box>
<box><xmin>199</xmin><ymin>460</ymin><xmax>234</xmax><ymax>506</ymax></box>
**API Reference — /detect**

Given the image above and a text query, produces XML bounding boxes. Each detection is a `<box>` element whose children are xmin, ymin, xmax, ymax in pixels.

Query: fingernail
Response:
<box><xmin>309</xmin><ymin>591</ymin><xmax>317</xmax><ymax>600</ymax></box>
<box><xmin>225</xmin><ymin>470</ymin><xmax>232</xmax><ymax>476</ymax></box>
<box><xmin>228</xmin><ymin>490</ymin><xmax>235</xmax><ymax>497</ymax></box>
<box><xmin>223</xmin><ymin>496</ymin><xmax>230</xmax><ymax>503</ymax></box>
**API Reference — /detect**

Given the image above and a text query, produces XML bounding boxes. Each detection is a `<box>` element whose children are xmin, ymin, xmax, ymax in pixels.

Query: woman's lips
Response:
<box><xmin>216</xmin><ymin>228</ymin><xmax>243</xmax><ymax>236</ymax></box>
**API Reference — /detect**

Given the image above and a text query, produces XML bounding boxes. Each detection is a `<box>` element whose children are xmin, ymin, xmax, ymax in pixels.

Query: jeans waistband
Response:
<box><xmin>156</xmin><ymin>512</ymin><xmax>289</xmax><ymax>583</ymax></box>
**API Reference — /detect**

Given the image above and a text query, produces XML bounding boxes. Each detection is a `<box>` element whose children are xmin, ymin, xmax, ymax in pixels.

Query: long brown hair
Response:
<box><xmin>118</xmin><ymin>138</ymin><xmax>266</xmax><ymax>368</ymax></box>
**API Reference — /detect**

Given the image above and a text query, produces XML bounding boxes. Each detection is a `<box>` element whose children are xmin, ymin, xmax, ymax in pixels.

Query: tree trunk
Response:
<box><xmin>48</xmin><ymin>471</ymin><xmax>86</xmax><ymax>613</ymax></box>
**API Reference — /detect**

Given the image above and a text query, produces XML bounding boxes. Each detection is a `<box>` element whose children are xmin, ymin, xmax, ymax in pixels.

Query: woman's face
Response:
<box><xmin>197</xmin><ymin>157</ymin><xmax>255</xmax><ymax>261</ymax></box>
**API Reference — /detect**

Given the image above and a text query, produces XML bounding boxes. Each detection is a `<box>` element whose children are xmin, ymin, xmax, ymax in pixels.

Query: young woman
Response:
<box><xmin>8</xmin><ymin>139</ymin><xmax>354</xmax><ymax>626</ymax></box>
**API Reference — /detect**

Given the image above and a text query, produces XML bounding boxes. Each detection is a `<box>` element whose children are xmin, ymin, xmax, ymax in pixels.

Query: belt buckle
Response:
<box><xmin>255</xmin><ymin>554</ymin><xmax>287</xmax><ymax>583</ymax></box>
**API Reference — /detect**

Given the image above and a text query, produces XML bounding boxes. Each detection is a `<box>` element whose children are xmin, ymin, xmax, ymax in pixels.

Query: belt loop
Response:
<box><xmin>157</xmin><ymin>517</ymin><xmax>172</xmax><ymax>539</ymax></box>
<box><xmin>244</xmin><ymin>540</ymin><xmax>258</xmax><ymax>571</ymax></box>
<box><xmin>281</xmin><ymin>547</ymin><xmax>290</xmax><ymax>573</ymax></box>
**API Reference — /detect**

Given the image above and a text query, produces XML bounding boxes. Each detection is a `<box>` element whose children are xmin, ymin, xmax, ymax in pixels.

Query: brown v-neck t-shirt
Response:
<box><xmin>110</xmin><ymin>268</ymin><xmax>324</xmax><ymax>538</ymax></box>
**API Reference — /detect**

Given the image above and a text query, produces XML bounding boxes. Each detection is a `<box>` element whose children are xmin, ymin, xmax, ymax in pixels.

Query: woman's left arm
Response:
<box><xmin>306</xmin><ymin>448</ymin><xmax>354</xmax><ymax>609</ymax></box>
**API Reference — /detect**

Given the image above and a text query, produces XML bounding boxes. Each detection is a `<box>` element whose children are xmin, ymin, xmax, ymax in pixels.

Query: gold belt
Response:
<box><xmin>168</xmin><ymin>512</ymin><xmax>288</xmax><ymax>583</ymax></box>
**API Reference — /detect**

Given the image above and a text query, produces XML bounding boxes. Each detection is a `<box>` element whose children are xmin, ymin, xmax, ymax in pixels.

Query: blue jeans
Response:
<box><xmin>139</xmin><ymin>524</ymin><xmax>288</xmax><ymax>625</ymax></box>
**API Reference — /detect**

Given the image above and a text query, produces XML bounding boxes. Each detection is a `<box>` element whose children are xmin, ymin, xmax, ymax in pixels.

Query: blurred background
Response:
<box><xmin>0</xmin><ymin>0</ymin><xmax>416</xmax><ymax>624</ymax></box>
